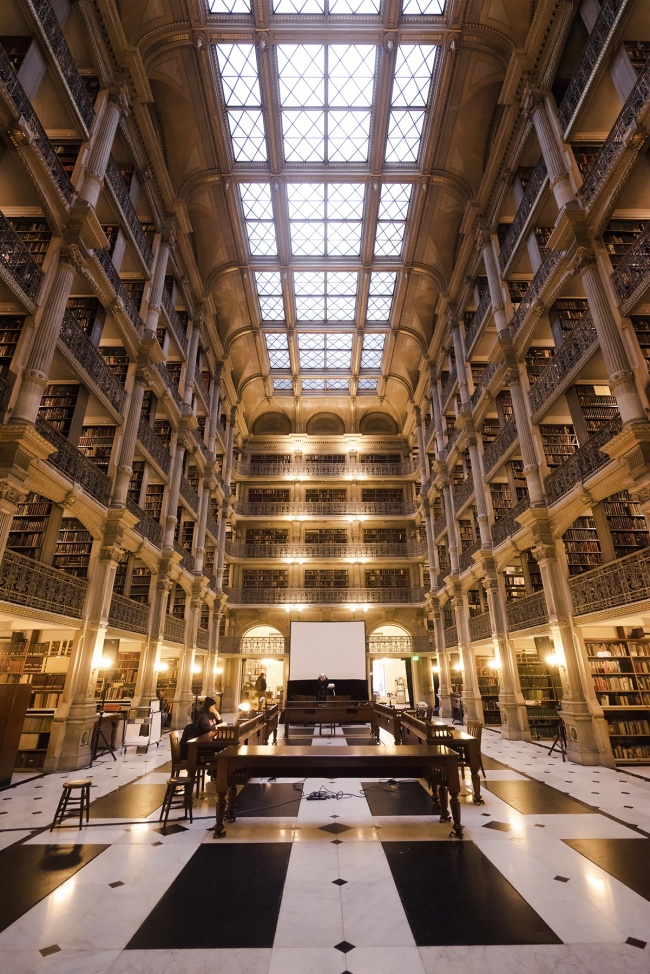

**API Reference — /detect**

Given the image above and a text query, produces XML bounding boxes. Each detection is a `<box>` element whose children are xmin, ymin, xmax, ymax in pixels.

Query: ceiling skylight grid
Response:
<box><xmin>374</xmin><ymin>184</ymin><xmax>413</xmax><ymax>257</ymax></box>
<box><xmin>401</xmin><ymin>0</ymin><xmax>444</xmax><ymax>13</ymax></box>
<box><xmin>385</xmin><ymin>45</ymin><xmax>437</xmax><ymax>163</ymax></box>
<box><xmin>255</xmin><ymin>271</ymin><xmax>285</xmax><ymax>320</ymax></box>
<box><xmin>273</xmin><ymin>0</ymin><xmax>381</xmax><ymax>16</ymax></box>
<box><xmin>360</xmin><ymin>332</ymin><xmax>385</xmax><ymax>369</ymax></box>
<box><xmin>358</xmin><ymin>378</ymin><xmax>378</xmax><ymax>390</ymax></box>
<box><xmin>367</xmin><ymin>271</ymin><xmax>397</xmax><ymax>321</ymax></box>
<box><xmin>277</xmin><ymin>45</ymin><xmax>376</xmax><ymax>163</ymax></box>
<box><xmin>287</xmin><ymin>184</ymin><xmax>365</xmax><ymax>258</ymax></box>
<box><xmin>240</xmin><ymin>184</ymin><xmax>277</xmax><ymax>256</ymax></box>
<box><xmin>293</xmin><ymin>271</ymin><xmax>359</xmax><ymax>321</ymax></box>
<box><xmin>265</xmin><ymin>332</ymin><xmax>291</xmax><ymax>369</ymax></box>
<box><xmin>297</xmin><ymin>331</ymin><xmax>353</xmax><ymax>370</ymax></box>
<box><xmin>215</xmin><ymin>45</ymin><xmax>266</xmax><ymax>162</ymax></box>
<box><xmin>209</xmin><ymin>0</ymin><xmax>252</xmax><ymax>13</ymax></box>
<box><xmin>274</xmin><ymin>378</ymin><xmax>294</xmax><ymax>391</ymax></box>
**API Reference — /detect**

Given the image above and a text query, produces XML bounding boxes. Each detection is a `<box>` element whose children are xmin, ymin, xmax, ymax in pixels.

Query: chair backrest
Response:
<box><xmin>466</xmin><ymin>719</ymin><xmax>483</xmax><ymax>742</ymax></box>
<box><xmin>431</xmin><ymin>727</ymin><xmax>454</xmax><ymax>739</ymax></box>
<box><xmin>179</xmin><ymin>721</ymin><xmax>196</xmax><ymax>760</ymax></box>
<box><xmin>169</xmin><ymin>729</ymin><xmax>182</xmax><ymax>768</ymax></box>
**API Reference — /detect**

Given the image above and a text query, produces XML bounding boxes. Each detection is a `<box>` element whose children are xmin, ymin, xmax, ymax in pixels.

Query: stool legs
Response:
<box><xmin>50</xmin><ymin>781</ymin><xmax>91</xmax><ymax>830</ymax></box>
<box><xmin>159</xmin><ymin>778</ymin><xmax>194</xmax><ymax>830</ymax></box>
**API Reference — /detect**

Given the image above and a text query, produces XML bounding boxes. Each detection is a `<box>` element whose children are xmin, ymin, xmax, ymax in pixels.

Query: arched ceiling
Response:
<box><xmin>121</xmin><ymin>0</ymin><xmax>531</xmax><ymax>432</ymax></box>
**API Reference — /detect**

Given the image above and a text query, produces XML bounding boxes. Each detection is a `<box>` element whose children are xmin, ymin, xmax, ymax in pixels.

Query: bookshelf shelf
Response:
<box><xmin>517</xmin><ymin>653</ymin><xmax>562</xmax><ymax>739</ymax></box>
<box><xmin>586</xmin><ymin>638</ymin><xmax>650</xmax><ymax>763</ymax></box>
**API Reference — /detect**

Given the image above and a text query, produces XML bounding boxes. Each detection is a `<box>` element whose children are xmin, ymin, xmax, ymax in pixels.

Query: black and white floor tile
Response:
<box><xmin>0</xmin><ymin>720</ymin><xmax>648</xmax><ymax>974</ymax></box>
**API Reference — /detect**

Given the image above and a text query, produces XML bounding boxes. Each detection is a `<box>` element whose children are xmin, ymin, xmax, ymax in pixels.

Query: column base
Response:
<box><xmin>44</xmin><ymin>703</ymin><xmax>97</xmax><ymax>773</ymax></box>
<box><xmin>561</xmin><ymin>701</ymin><xmax>616</xmax><ymax>768</ymax></box>
<box><xmin>171</xmin><ymin>692</ymin><xmax>196</xmax><ymax>730</ymax></box>
<box><xmin>438</xmin><ymin>689</ymin><xmax>451</xmax><ymax>719</ymax></box>
<box><xmin>462</xmin><ymin>691</ymin><xmax>484</xmax><ymax>723</ymax></box>
<box><xmin>497</xmin><ymin>697</ymin><xmax>531</xmax><ymax>741</ymax></box>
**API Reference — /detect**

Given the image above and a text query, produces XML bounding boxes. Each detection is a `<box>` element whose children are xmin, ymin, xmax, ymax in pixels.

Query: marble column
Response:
<box><xmin>143</xmin><ymin>230</ymin><xmax>172</xmax><ymax>335</ymax></box>
<box><xmin>481</xmin><ymin>573</ymin><xmax>529</xmax><ymax>739</ymax></box>
<box><xmin>112</xmin><ymin>367</ymin><xmax>152</xmax><ymax>505</ymax></box>
<box><xmin>525</xmin><ymin>87</ymin><xmax>575</xmax><ymax>211</ymax></box>
<box><xmin>135</xmin><ymin>575</ymin><xmax>171</xmax><ymax>709</ymax></box>
<box><xmin>505</xmin><ymin>368</ymin><xmax>546</xmax><ymax>505</ymax></box>
<box><xmin>163</xmin><ymin>440</ymin><xmax>186</xmax><ymax>550</ymax></box>
<box><xmin>453</xmin><ymin>593</ymin><xmax>483</xmax><ymax>722</ymax></box>
<box><xmin>78</xmin><ymin>85</ymin><xmax>128</xmax><ymax>208</ymax></box>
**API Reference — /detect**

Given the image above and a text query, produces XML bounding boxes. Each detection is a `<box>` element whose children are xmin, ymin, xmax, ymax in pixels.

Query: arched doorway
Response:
<box><xmin>240</xmin><ymin>626</ymin><xmax>286</xmax><ymax>708</ymax></box>
<box><xmin>368</xmin><ymin>625</ymin><xmax>413</xmax><ymax>707</ymax></box>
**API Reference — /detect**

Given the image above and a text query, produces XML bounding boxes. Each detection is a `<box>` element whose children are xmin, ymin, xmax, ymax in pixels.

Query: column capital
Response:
<box><xmin>59</xmin><ymin>243</ymin><xmax>86</xmax><ymax>274</ymax></box>
<box><xmin>571</xmin><ymin>245</ymin><xmax>597</xmax><ymax>275</ymax></box>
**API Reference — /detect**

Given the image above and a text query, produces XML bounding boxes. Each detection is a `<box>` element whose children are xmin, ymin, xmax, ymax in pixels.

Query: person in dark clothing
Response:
<box><xmin>255</xmin><ymin>672</ymin><xmax>267</xmax><ymax>708</ymax></box>
<box><xmin>193</xmin><ymin>696</ymin><xmax>222</xmax><ymax>736</ymax></box>
<box><xmin>316</xmin><ymin>673</ymin><xmax>329</xmax><ymax>701</ymax></box>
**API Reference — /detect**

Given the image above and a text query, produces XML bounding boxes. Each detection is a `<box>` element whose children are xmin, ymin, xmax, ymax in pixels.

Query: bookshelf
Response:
<box><xmin>575</xmin><ymin>384</ymin><xmax>618</xmax><ymax>433</ymax></box>
<box><xmin>602</xmin><ymin>490</ymin><xmax>650</xmax><ymax>558</ymax></box>
<box><xmin>123</xmin><ymin>280</ymin><xmax>145</xmax><ymax>312</ymax></box>
<box><xmin>363</xmin><ymin>527</ymin><xmax>406</xmax><ymax>544</ymax></box>
<box><xmin>623</xmin><ymin>40</ymin><xmax>650</xmax><ymax>73</ymax></box>
<box><xmin>144</xmin><ymin>482</ymin><xmax>164</xmax><ymax>521</ymax></box>
<box><xmin>96</xmin><ymin>649</ymin><xmax>141</xmax><ymax>701</ymax></box>
<box><xmin>503</xmin><ymin>567</ymin><xmax>526</xmax><ymax>601</ymax></box>
<box><xmin>99</xmin><ymin>346</ymin><xmax>129</xmax><ymax>385</ymax></box>
<box><xmin>251</xmin><ymin>453</ymin><xmax>291</xmax><ymax>464</ymax></box>
<box><xmin>603</xmin><ymin>220</ymin><xmax>647</xmax><ymax>267</ymax></box>
<box><xmin>154</xmin><ymin>419</ymin><xmax>172</xmax><ymax>446</ymax></box>
<box><xmin>306</xmin><ymin>453</ymin><xmax>346</xmax><ymax>463</ymax></box>
<box><xmin>481</xmin><ymin>419</ymin><xmax>500</xmax><ymax>444</ymax></box>
<box><xmin>130</xmin><ymin>566</ymin><xmax>152</xmax><ymax>603</ymax></box>
<box><xmin>67</xmin><ymin>297</ymin><xmax>101</xmax><ymax>336</ymax></box>
<box><xmin>476</xmin><ymin>656</ymin><xmax>501</xmax><ymax>725</ymax></box>
<box><xmin>629</xmin><ymin>315</ymin><xmax>650</xmax><ymax>372</ymax></box>
<box><xmin>52</xmin><ymin>518</ymin><xmax>93</xmax><ymax>578</ymax></box>
<box><xmin>242</xmin><ymin>569</ymin><xmax>288</xmax><ymax>589</ymax></box>
<box><xmin>507</xmin><ymin>280</ymin><xmax>530</xmax><ymax>307</ymax></box>
<box><xmin>7</xmin><ymin>218</ymin><xmax>51</xmax><ymax>265</ymax></box>
<box><xmin>497</xmin><ymin>390</ymin><xmax>514</xmax><ymax>423</ymax></box>
<box><xmin>586</xmin><ymin>637</ymin><xmax>650</xmax><ymax>763</ymax></box>
<box><xmin>128</xmin><ymin>460</ymin><xmax>145</xmax><ymax>505</ymax></box>
<box><xmin>526</xmin><ymin>346</ymin><xmax>555</xmax><ymax>380</ymax></box>
<box><xmin>1</xmin><ymin>35</ymin><xmax>31</xmax><ymax>71</ymax></box>
<box><xmin>562</xmin><ymin>515</ymin><xmax>603</xmax><ymax>575</ymax></box>
<box><xmin>533</xmin><ymin>226</ymin><xmax>553</xmax><ymax>254</ymax></box>
<box><xmin>249</xmin><ymin>488</ymin><xmax>290</xmax><ymax>503</ymax></box>
<box><xmin>458</xmin><ymin>519</ymin><xmax>474</xmax><ymax>551</ymax></box>
<box><xmin>0</xmin><ymin>315</ymin><xmax>23</xmax><ymax>378</ymax></box>
<box><xmin>246</xmin><ymin>528</ymin><xmax>289</xmax><ymax>545</ymax></box>
<box><xmin>510</xmin><ymin>460</ymin><xmax>528</xmax><ymax>501</ymax></box>
<box><xmin>6</xmin><ymin>492</ymin><xmax>52</xmax><ymax>560</ymax></box>
<box><xmin>526</xmin><ymin>549</ymin><xmax>543</xmax><ymax>592</ymax></box>
<box><xmin>360</xmin><ymin>453</ymin><xmax>400</xmax><ymax>464</ymax></box>
<box><xmin>78</xmin><ymin>426</ymin><xmax>116</xmax><ymax>474</ymax></box>
<box><xmin>37</xmin><ymin>384</ymin><xmax>79</xmax><ymax>435</ymax></box>
<box><xmin>490</xmin><ymin>482</ymin><xmax>513</xmax><ymax>521</ymax></box>
<box><xmin>365</xmin><ymin>568</ymin><xmax>410</xmax><ymax>589</ymax></box>
<box><xmin>570</xmin><ymin>143</ymin><xmax>602</xmax><ymax>178</ymax></box>
<box><xmin>517</xmin><ymin>651</ymin><xmax>562</xmax><ymax>739</ymax></box>
<box><xmin>304</xmin><ymin>569</ymin><xmax>349</xmax><ymax>588</ymax></box>
<box><xmin>539</xmin><ymin>424</ymin><xmax>578</xmax><ymax>468</ymax></box>
<box><xmin>553</xmin><ymin>298</ymin><xmax>589</xmax><ymax>335</ymax></box>
<box><xmin>305</xmin><ymin>488</ymin><xmax>347</xmax><ymax>502</ymax></box>
<box><xmin>52</xmin><ymin>141</ymin><xmax>82</xmax><ymax>178</ymax></box>
<box><xmin>361</xmin><ymin>488</ymin><xmax>403</xmax><ymax>502</ymax></box>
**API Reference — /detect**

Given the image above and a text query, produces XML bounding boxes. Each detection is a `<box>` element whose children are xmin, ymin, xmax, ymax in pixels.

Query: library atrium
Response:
<box><xmin>0</xmin><ymin>0</ymin><xmax>649</xmax><ymax>972</ymax></box>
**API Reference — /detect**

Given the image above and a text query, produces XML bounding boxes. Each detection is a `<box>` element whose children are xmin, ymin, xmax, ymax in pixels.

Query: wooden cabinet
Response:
<box><xmin>0</xmin><ymin>684</ymin><xmax>31</xmax><ymax>785</ymax></box>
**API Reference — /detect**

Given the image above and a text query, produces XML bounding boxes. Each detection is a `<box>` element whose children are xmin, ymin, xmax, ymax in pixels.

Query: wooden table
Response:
<box><xmin>399</xmin><ymin>713</ymin><xmax>485</xmax><ymax>805</ymax></box>
<box><xmin>282</xmin><ymin>700</ymin><xmax>377</xmax><ymax>740</ymax></box>
<box><xmin>212</xmin><ymin>743</ymin><xmax>463</xmax><ymax>839</ymax></box>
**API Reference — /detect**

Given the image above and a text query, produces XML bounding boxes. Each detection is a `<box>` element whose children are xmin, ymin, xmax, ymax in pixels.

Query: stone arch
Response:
<box><xmin>306</xmin><ymin>412</ymin><xmax>345</xmax><ymax>434</ymax></box>
<box><xmin>252</xmin><ymin>411</ymin><xmax>292</xmax><ymax>434</ymax></box>
<box><xmin>359</xmin><ymin>412</ymin><xmax>399</xmax><ymax>434</ymax></box>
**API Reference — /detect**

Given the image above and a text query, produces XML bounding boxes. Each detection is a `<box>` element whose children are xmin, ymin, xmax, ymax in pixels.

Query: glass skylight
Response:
<box><xmin>274</xmin><ymin>378</ymin><xmax>294</xmax><ymax>390</ymax></box>
<box><xmin>386</xmin><ymin>45</ymin><xmax>437</xmax><ymax>162</ymax></box>
<box><xmin>294</xmin><ymin>271</ymin><xmax>359</xmax><ymax>320</ymax></box>
<box><xmin>358</xmin><ymin>378</ymin><xmax>378</xmax><ymax>390</ymax></box>
<box><xmin>209</xmin><ymin>0</ymin><xmax>252</xmax><ymax>12</ymax></box>
<box><xmin>325</xmin><ymin>378</ymin><xmax>350</xmax><ymax>389</ymax></box>
<box><xmin>298</xmin><ymin>331</ymin><xmax>353</xmax><ymax>369</ymax></box>
<box><xmin>374</xmin><ymin>184</ymin><xmax>412</xmax><ymax>257</ymax></box>
<box><xmin>401</xmin><ymin>0</ymin><xmax>444</xmax><ymax>12</ymax></box>
<box><xmin>274</xmin><ymin>0</ymin><xmax>380</xmax><ymax>10</ymax></box>
<box><xmin>367</xmin><ymin>271</ymin><xmax>397</xmax><ymax>320</ymax></box>
<box><xmin>255</xmin><ymin>271</ymin><xmax>285</xmax><ymax>320</ymax></box>
<box><xmin>277</xmin><ymin>45</ymin><xmax>376</xmax><ymax>162</ymax></box>
<box><xmin>215</xmin><ymin>45</ymin><xmax>266</xmax><ymax>162</ymax></box>
<box><xmin>288</xmin><ymin>184</ymin><xmax>364</xmax><ymax>257</ymax></box>
<box><xmin>360</xmin><ymin>333</ymin><xmax>385</xmax><ymax>369</ymax></box>
<box><xmin>265</xmin><ymin>333</ymin><xmax>291</xmax><ymax>369</ymax></box>
<box><xmin>302</xmin><ymin>378</ymin><xmax>325</xmax><ymax>389</ymax></box>
<box><xmin>239</xmin><ymin>184</ymin><xmax>277</xmax><ymax>256</ymax></box>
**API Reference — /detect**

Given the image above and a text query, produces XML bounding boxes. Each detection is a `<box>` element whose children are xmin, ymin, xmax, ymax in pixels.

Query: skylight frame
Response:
<box><xmin>214</xmin><ymin>45</ymin><xmax>268</xmax><ymax>163</ymax></box>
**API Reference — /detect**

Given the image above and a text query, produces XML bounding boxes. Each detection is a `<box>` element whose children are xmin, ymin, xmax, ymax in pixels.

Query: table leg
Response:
<box><xmin>448</xmin><ymin>791</ymin><xmax>463</xmax><ymax>838</ymax></box>
<box><xmin>283</xmin><ymin>723</ymin><xmax>289</xmax><ymax>740</ymax></box>
<box><xmin>470</xmin><ymin>767</ymin><xmax>484</xmax><ymax>804</ymax></box>
<box><xmin>272</xmin><ymin>726</ymin><xmax>278</xmax><ymax>744</ymax></box>
<box><xmin>215</xmin><ymin>791</ymin><xmax>227</xmax><ymax>838</ymax></box>
<box><xmin>224</xmin><ymin>784</ymin><xmax>237</xmax><ymax>822</ymax></box>
<box><xmin>437</xmin><ymin>784</ymin><xmax>451</xmax><ymax>823</ymax></box>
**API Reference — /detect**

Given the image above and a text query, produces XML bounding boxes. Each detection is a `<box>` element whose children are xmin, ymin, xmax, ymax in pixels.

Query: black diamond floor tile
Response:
<box><xmin>334</xmin><ymin>940</ymin><xmax>355</xmax><ymax>953</ymax></box>
<box><xmin>319</xmin><ymin>823</ymin><xmax>352</xmax><ymax>835</ymax></box>
<box><xmin>332</xmin><ymin>878</ymin><xmax>348</xmax><ymax>886</ymax></box>
<box><xmin>482</xmin><ymin>821</ymin><xmax>512</xmax><ymax>832</ymax></box>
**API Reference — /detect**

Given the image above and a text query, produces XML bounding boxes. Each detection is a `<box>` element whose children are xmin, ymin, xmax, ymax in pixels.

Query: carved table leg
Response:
<box><xmin>471</xmin><ymin>767</ymin><xmax>484</xmax><ymax>804</ymax></box>
<box><xmin>437</xmin><ymin>784</ymin><xmax>451</xmax><ymax>823</ymax></box>
<box><xmin>224</xmin><ymin>784</ymin><xmax>237</xmax><ymax>822</ymax></box>
<box><xmin>214</xmin><ymin>791</ymin><xmax>227</xmax><ymax>838</ymax></box>
<box><xmin>449</xmin><ymin>791</ymin><xmax>463</xmax><ymax>838</ymax></box>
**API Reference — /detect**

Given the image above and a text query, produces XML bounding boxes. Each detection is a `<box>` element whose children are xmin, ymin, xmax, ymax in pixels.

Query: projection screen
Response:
<box><xmin>289</xmin><ymin>621</ymin><xmax>366</xmax><ymax>681</ymax></box>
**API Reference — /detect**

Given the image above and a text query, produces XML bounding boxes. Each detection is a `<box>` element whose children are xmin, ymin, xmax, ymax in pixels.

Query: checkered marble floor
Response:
<box><xmin>0</xmin><ymin>720</ymin><xmax>648</xmax><ymax>974</ymax></box>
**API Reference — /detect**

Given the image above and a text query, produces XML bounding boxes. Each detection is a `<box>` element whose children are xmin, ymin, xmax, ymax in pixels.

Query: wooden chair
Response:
<box><xmin>465</xmin><ymin>719</ymin><xmax>486</xmax><ymax>778</ymax></box>
<box><xmin>159</xmin><ymin>739</ymin><xmax>198</xmax><ymax>830</ymax></box>
<box><xmin>50</xmin><ymin>779</ymin><xmax>91</xmax><ymax>830</ymax></box>
<box><xmin>170</xmin><ymin>729</ymin><xmax>205</xmax><ymax>797</ymax></box>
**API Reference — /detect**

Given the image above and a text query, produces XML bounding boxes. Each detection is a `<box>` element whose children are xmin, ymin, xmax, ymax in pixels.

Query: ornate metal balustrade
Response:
<box><xmin>125</xmin><ymin>496</ymin><xmax>163</xmax><ymax>548</ymax></box>
<box><xmin>173</xmin><ymin>541</ymin><xmax>195</xmax><ymax>574</ymax></box>
<box><xmin>581</xmin><ymin>56</ymin><xmax>650</xmax><ymax>208</ymax></box>
<box><xmin>0</xmin><ymin>549</ymin><xmax>86</xmax><ymax>618</ymax></box>
<box><xmin>105</xmin><ymin>158</ymin><xmax>154</xmax><ymax>271</ymax></box>
<box><xmin>205</xmin><ymin>572</ymin><xmax>217</xmax><ymax>591</ymax></box>
<box><xmin>368</xmin><ymin>635</ymin><xmax>433</xmax><ymax>654</ymax></box>
<box><xmin>505</xmin><ymin>591</ymin><xmax>548</xmax><ymax>632</ymax></box>
<box><xmin>196</xmin><ymin>371</ymin><xmax>211</xmax><ymax>405</ymax></box>
<box><xmin>510</xmin><ymin>250</ymin><xmax>565</xmax><ymax>339</ymax></box>
<box><xmin>108</xmin><ymin>593</ymin><xmax>149</xmax><ymax>634</ymax></box>
<box><xmin>161</xmin><ymin>289</ymin><xmax>188</xmax><ymax>355</ymax></box>
<box><xmin>154</xmin><ymin>362</ymin><xmax>182</xmax><ymax>408</ymax></box>
<box><xmin>196</xmin><ymin>628</ymin><xmax>210</xmax><ymax>649</ymax></box>
<box><xmin>25</xmin><ymin>0</ymin><xmax>95</xmax><ymax>129</ymax></box>
<box><xmin>137</xmin><ymin>417</ymin><xmax>171</xmax><ymax>475</ymax></box>
<box><xmin>225</xmin><ymin>541</ymin><xmax>427</xmax><ymax>560</ymax></box>
<box><xmin>224</xmin><ymin>586</ymin><xmax>426</xmax><ymax>606</ymax></box>
<box><xmin>464</xmin><ymin>291</ymin><xmax>491</xmax><ymax>352</ymax></box>
<box><xmin>498</xmin><ymin>157</ymin><xmax>548</xmax><ymax>274</ymax></box>
<box><xmin>164</xmin><ymin>613</ymin><xmax>186</xmax><ymax>644</ymax></box>
<box><xmin>469</xmin><ymin>611</ymin><xmax>492</xmax><ymax>641</ymax></box>
<box><xmin>528</xmin><ymin>313</ymin><xmax>597</xmax><ymax>420</ymax></box>
<box><xmin>440</xmin><ymin>367</ymin><xmax>457</xmax><ymax>408</ymax></box>
<box><xmin>545</xmin><ymin>416</ymin><xmax>622</xmax><ymax>506</ymax></box>
<box><xmin>453</xmin><ymin>475</ymin><xmax>474</xmax><ymax>513</ymax></box>
<box><xmin>233</xmin><ymin>459</ymin><xmax>416</xmax><ymax>478</ymax></box>
<box><xmin>570</xmin><ymin>545</ymin><xmax>650</xmax><ymax>616</ymax></box>
<box><xmin>470</xmin><ymin>361</ymin><xmax>499</xmax><ymax>410</ymax></box>
<box><xmin>0</xmin><ymin>208</ymin><xmax>44</xmax><ymax>309</ymax></box>
<box><xmin>36</xmin><ymin>418</ymin><xmax>112</xmax><ymax>505</ymax></box>
<box><xmin>613</xmin><ymin>217</ymin><xmax>650</xmax><ymax>314</ymax></box>
<box><xmin>192</xmin><ymin>430</ymin><xmax>208</xmax><ymax>460</ymax></box>
<box><xmin>482</xmin><ymin>418</ymin><xmax>518</xmax><ymax>474</ymax></box>
<box><xmin>206</xmin><ymin>512</ymin><xmax>220</xmax><ymax>540</ymax></box>
<box><xmin>0</xmin><ymin>47</ymin><xmax>72</xmax><ymax>202</ymax></box>
<box><xmin>93</xmin><ymin>248</ymin><xmax>142</xmax><ymax>332</ymax></box>
<box><xmin>491</xmin><ymin>496</ymin><xmax>530</xmax><ymax>547</ymax></box>
<box><xmin>179</xmin><ymin>476</ymin><xmax>200</xmax><ymax>513</ymax></box>
<box><xmin>234</xmin><ymin>500</ymin><xmax>418</xmax><ymax>517</ymax></box>
<box><xmin>59</xmin><ymin>310</ymin><xmax>126</xmax><ymax>415</ymax></box>
<box><xmin>433</xmin><ymin>513</ymin><xmax>447</xmax><ymax>541</ymax></box>
<box><xmin>443</xmin><ymin>625</ymin><xmax>458</xmax><ymax>648</ymax></box>
<box><xmin>558</xmin><ymin>0</ymin><xmax>629</xmax><ymax>133</ymax></box>
<box><xmin>459</xmin><ymin>539</ymin><xmax>480</xmax><ymax>574</ymax></box>
<box><xmin>446</xmin><ymin>424</ymin><xmax>460</xmax><ymax>453</ymax></box>
<box><xmin>219</xmin><ymin>636</ymin><xmax>288</xmax><ymax>655</ymax></box>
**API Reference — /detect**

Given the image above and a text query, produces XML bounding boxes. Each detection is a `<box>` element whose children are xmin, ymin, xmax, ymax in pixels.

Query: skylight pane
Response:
<box><xmin>294</xmin><ymin>271</ymin><xmax>325</xmax><ymax>295</ymax></box>
<box><xmin>328</xmin><ymin>271</ymin><xmax>358</xmax><ymax>295</ymax></box>
<box><xmin>330</xmin><ymin>0</ymin><xmax>380</xmax><ymax>11</ymax></box>
<box><xmin>401</xmin><ymin>0</ymin><xmax>444</xmax><ymax>13</ymax></box>
<box><xmin>274</xmin><ymin>378</ymin><xmax>293</xmax><ymax>391</ymax></box>
<box><xmin>302</xmin><ymin>378</ymin><xmax>325</xmax><ymax>390</ymax></box>
<box><xmin>287</xmin><ymin>184</ymin><xmax>325</xmax><ymax>220</ymax></box>
<box><xmin>358</xmin><ymin>378</ymin><xmax>377</xmax><ymax>390</ymax></box>
<box><xmin>360</xmin><ymin>332</ymin><xmax>385</xmax><ymax>369</ymax></box>
<box><xmin>299</xmin><ymin>332</ymin><xmax>325</xmax><ymax>349</ymax></box>
<box><xmin>216</xmin><ymin>45</ymin><xmax>260</xmax><ymax>105</ymax></box>
<box><xmin>327</xmin><ymin>295</ymin><xmax>356</xmax><ymax>318</ymax></box>
<box><xmin>247</xmin><ymin>222</ymin><xmax>278</xmax><ymax>256</ymax></box>
<box><xmin>375</xmin><ymin>184</ymin><xmax>411</xmax><ymax>258</ymax></box>
<box><xmin>209</xmin><ymin>0</ymin><xmax>252</xmax><ymax>12</ymax></box>
<box><xmin>374</xmin><ymin>222</ymin><xmax>406</xmax><ymax>257</ymax></box>
<box><xmin>265</xmin><ymin>332</ymin><xmax>291</xmax><ymax>370</ymax></box>
<box><xmin>329</xmin><ymin>46</ymin><xmax>375</xmax><ymax>107</ymax></box>
<box><xmin>278</xmin><ymin>46</ymin><xmax>324</xmax><ymax>107</ymax></box>
<box><xmin>325</xmin><ymin>378</ymin><xmax>350</xmax><ymax>389</ymax></box>
<box><xmin>385</xmin><ymin>110</ymin><xmax>425</xmax><ymax>163</ymax></box>
<box><xmin>367</xmin><ymin>271</ymin><xmax>396</xmax><ymax>320</ymax></box>
<box><xmin>240</xmin><ymin>184</ymin><xmax>277</xmax><ymax>257</ymax></box>
<box><xmin>274</xmin><ymin>0</ymin><xmax>324</xmax><ymax>12</ymax></box>
<box><xmin>385</xmin><ymin>45</ymin><xmax>436</xmax><ymax>163</ymax></box>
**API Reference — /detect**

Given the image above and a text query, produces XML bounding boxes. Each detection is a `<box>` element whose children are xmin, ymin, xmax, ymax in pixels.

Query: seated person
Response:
<box><xmin>193</xmin><ymin>696</ymin><xmax>223</xmax><ymax>736</ymax></box>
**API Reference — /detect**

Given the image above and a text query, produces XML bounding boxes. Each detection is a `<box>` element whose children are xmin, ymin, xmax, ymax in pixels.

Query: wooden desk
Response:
<box><xmin>188</xmin><ymin>712</ymin><xmax>266</xmax><ymax>787</ymax></box>
<box><xmin>399</xmin><ymin>713</ymin><xmax>485</xmax><ymax>805</ymax></box>
<box><xmin>281</xmin><ymin>700</ymin><xmax>377</xmax><ymax>740</ymax></box>
<box><xmin>263</xmin><ymin>704</ymin><xmax>279</xmax><ymax>744</ymax></box>
<box><xmin>373</xmin><ymin>702</ymin><xmax>403</xmax><ymax>743</ymax></box>
<box><xmin>212</xmin><ymin>743</ymin><xmax>463</xmax><ymax>839</ymax></box>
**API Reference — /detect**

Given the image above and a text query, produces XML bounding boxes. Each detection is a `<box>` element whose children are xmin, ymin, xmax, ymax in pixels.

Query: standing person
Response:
<box><xmin>156</xmin><ymin>689</ymin><xmax>170</xmax><ymax>727</ymax></box>
<box><xmin>255</xmin><ymin>671</ymin><xmax>267</xmax><ymax>709</ymax></box>
<box><xmin>316</xmin><ymin>673</ymin><xmax>329</xmax><ymax>701</ymax></box>
<box><xmin>194</xmin><ymin>696</ymin><xmax>222</xmax><ymax>736</ymax></box>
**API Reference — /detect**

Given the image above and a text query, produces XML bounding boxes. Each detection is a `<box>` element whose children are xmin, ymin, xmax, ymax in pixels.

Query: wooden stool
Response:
<box><xmin>159</xmin><ymin>776</ymin><xmax>194</xmax><ymax>829</ymax></box>
<box><xmin>50</xmin><ymin>779</ymin><xmax>92</xmax><ymax>830</ymax></box>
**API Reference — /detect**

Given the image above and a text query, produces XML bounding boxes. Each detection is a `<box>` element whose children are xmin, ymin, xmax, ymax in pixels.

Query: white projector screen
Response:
<box><xmin>289</xmin><ymin>621</ymin><xmax>366</xmax><ymax>681</ymax></box>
